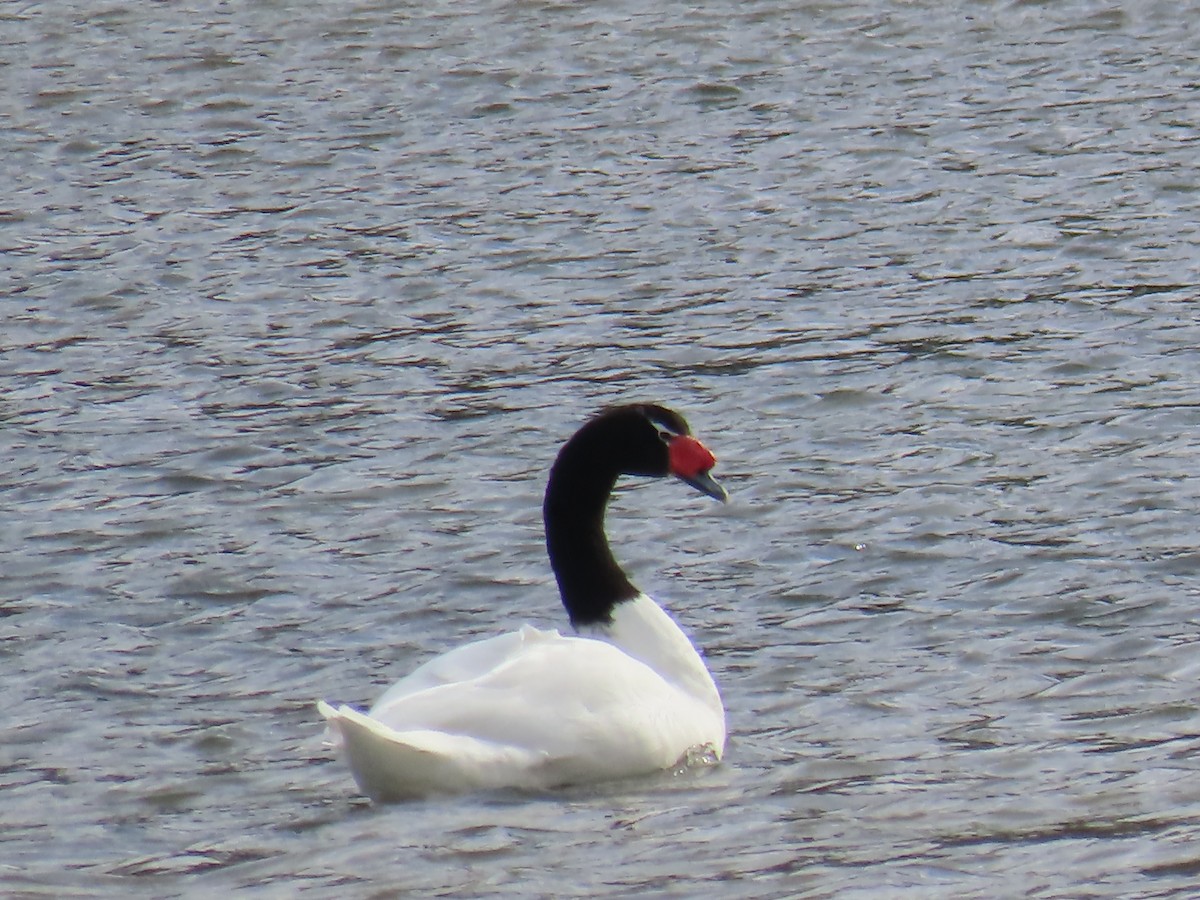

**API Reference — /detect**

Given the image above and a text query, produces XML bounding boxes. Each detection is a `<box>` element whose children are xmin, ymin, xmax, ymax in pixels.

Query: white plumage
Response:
<box><xmin>319</xmin><ymin>595</ymin><xmax>723</xmax><ymax>801</ymax></box>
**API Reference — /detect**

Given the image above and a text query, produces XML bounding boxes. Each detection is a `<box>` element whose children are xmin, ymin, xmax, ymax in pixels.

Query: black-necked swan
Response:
<box><xmin>318</xmin><ymin>403</ymin><xmax>727</xmax><ymax>801</ymax></box>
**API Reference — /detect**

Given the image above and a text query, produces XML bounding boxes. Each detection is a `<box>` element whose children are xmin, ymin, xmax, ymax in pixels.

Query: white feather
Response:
<box><xmin>319</xmin><ymin>594</ymin><xmax>723</xmax><ymax>801</ymax></box>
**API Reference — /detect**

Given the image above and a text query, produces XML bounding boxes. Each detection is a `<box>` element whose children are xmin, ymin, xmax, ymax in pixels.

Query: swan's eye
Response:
<box><xmin>646</xmin><ymin>415</ymin><xmax>680</xmax><ymax>444</ymax></box>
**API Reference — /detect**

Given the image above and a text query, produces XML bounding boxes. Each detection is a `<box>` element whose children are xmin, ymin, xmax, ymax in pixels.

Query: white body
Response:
<box><xmin>319</xmin><ymin>594</ymin><xmax>724</xmax><ymax>801</ymax></box>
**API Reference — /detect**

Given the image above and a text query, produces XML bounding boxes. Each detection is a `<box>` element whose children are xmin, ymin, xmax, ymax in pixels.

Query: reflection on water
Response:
<box><xmin>4</xmin><ymin>0</ymin><xmax>1200</xmax><ymax>895</ymax></box>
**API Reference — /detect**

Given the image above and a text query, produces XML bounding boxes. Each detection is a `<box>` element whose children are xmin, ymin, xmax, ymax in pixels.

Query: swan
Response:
<box><xmin>318</xmin><ymin>403</ymin><xmax>728</xmax><ymax>801</ymax></box>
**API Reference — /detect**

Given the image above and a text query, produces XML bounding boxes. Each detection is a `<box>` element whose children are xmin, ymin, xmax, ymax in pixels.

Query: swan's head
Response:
<box><xmin>587</xmin><ymin>404</ymin><xmax>728</xmax><ymax>502</ymax></box>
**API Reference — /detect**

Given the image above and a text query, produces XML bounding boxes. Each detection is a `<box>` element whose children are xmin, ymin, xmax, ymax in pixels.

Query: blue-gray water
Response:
<box><xmin>4</xmin><ymin>1</ymin><xmax>1200</xmax><ymax>896</ymax></box>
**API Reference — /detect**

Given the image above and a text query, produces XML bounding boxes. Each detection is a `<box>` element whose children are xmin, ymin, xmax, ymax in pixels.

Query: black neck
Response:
<box><xmin>543</xmin><ymin>451</ymin><xmax>639</xmax><ymax>628</ymax></box>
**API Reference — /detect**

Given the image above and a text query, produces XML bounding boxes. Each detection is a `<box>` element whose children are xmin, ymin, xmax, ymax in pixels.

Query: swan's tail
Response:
<box><xmin>317</xmin><ymin>701</ymin><xmax>542</xmax><ymax>802</ymax></box>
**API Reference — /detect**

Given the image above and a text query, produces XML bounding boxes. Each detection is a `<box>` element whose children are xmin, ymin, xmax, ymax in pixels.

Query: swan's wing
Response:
<box><xmin>319</xmin><ymin>628</ymin><xmax>723</xmax><ymax>799</ymax></box>
<box><xmin>368</xmin><ymin>624</ymin><xmax>560</xmax><ymax>710</ymax></box>
<box><xmin>365</xmin><ymin>632</ymin><xmax>717</xmax><ymax>770</ymax></box>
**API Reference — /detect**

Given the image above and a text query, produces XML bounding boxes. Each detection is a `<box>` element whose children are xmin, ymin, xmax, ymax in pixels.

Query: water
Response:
<box><xmin>4</xmin><ymin>0</ymin><xmax>1200</xmax><ymax>895</ymax></box>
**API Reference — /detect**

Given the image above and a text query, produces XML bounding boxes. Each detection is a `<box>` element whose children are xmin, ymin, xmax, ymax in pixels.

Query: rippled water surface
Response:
<box><xmin>5</xmin><ymin>0</ymin><xmax>1200</xmax><ymax>896</ymax></box>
